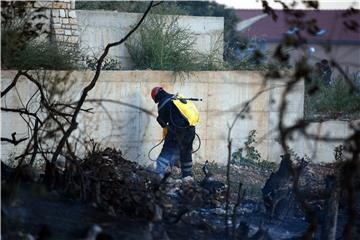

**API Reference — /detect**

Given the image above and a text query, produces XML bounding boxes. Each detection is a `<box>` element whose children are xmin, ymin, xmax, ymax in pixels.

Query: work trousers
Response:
<box><xmin>156</xmin><ymin>126</ymin><xmax>195</xmax><ymax>178</ymax></box>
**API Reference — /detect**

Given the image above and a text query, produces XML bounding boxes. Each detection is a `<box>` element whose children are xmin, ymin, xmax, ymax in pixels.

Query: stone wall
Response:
<box><xmin>3</xmin><ymin>70</ymin><xmax>353</xmax><ymax>166</ymax></box>
<box><xmin>48</xmin><ymin>0</ymin><xmax>79</xmax><ymax>44</ymax></box>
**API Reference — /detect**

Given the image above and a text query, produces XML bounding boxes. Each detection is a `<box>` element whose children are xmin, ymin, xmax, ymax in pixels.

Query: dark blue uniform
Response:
<box><xmin>154</xmin><ymin>90</ymin><xmax>195</xmax><ymax>178</ymax></box>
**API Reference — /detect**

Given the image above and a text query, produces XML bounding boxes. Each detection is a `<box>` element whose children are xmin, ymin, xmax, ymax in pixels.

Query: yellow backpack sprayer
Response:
<box><xmin>148</xmin><ymin>93</ymin><xmax>202</xmax><ymax>161</ymax></box>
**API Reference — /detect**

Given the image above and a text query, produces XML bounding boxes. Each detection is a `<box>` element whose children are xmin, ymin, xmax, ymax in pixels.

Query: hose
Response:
<box><xmin>148</xmin><ymin>132</ymin><xmax>201</xmax><ymax>162</ymax></box>
<box><xmin>148</xmin><ymin>138</ymin><xmax>164</xmax><ymax>162</ymax></box>
<box><xmin>193</xmin><ymin>132</ymin><xmax>201</xmax><ymax>153</ymax></box>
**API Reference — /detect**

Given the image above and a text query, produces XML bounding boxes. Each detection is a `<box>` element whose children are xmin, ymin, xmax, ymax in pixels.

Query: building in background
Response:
<box><xmin>235</xmin><ymin>9</ymin><xmax>360</xmax><ymax>75</ymax></box>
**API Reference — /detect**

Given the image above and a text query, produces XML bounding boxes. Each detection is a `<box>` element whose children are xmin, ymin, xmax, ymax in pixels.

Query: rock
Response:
<box><xmin>86</xmin><ymin>224</ymin><xmax>102</xmax><ymax>240</ymax></box>
<box><xmin>183</xmin><ymin>176</ymin><xmax>194</xmax><ymax>183</ymax></box>
<box><xmin>200</xmin><ymin>176</ymin><xmax>225</xmax><ymax>193</ymax></box>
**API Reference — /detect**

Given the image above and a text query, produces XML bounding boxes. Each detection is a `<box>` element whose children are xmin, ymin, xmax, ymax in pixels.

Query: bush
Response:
<box><xmin>126</xmin><ymin>13</ymin><xmax>227</xmax><ymax>72</ymax></box>
<box><xmin>84</xmin><ymin>55</ymin><xmax>122</xmax><ymax>70</ymax></box>
<box><xmin>125</xmin><ymin>2</ymin><xmax>227</xmax><ymax>72</ymax></box>
<box><xmin>1</xmin><ymin>6</ymin><xmax>82</xmax><ymax>70</ymax></box>
<box><xmin>126</xmin><ymin>14</ymin><xmax>198</xmax><ymax>71</ymax></box>
<box><xmin>2</xmin><ymin>38</ymin><xmax>83</xmax><ymax>70</ymax></box>
<box><xmin>232</xmin><ymin>130</ymin><xmax>277</xmax><ymax>172</ymax></box>
<box><xmin>305</xmin><ymin>75</ymin><xmax>360</xmax><ymax>119</ymax></box>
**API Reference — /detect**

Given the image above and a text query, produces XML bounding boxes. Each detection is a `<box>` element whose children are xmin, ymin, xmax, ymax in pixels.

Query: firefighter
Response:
<box><xmin>151</xmin><ymin>87</ymin><xmax>199</xmax><ymax>178</ymax></box>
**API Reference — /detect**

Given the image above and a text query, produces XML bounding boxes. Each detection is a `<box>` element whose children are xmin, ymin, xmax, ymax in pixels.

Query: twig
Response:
<box><xmin>84</xmin><ymin>98</ymin><xmax>156</xmax><ymax>117</ymax></box>
<box><xmin>29</xmin><ymin>119</ymin><xmax>40</xmax><ymax>165</ymax></box>
<box><xmin>1</xmin><ymin>70</ymin><xmax>26</xmax><ymax>98</ymax></box>
<box><xmin>232</xmin><ymin>182</ymin><xmax>244</xmax><ymax>237</ymax></box>
<box><xmin>1</xmin><ymin>132</ymin><xmax>28</xmax><ymax>145</ymax></box>
<box><xmin>1</xmin><ymin>107</ymin><xmax>43</xmax><ymax>123</ymax></box>
<box><xmin>225</xmin><ymin>138</ymin><xmax>232</xmax><ymax>236</ymax></box>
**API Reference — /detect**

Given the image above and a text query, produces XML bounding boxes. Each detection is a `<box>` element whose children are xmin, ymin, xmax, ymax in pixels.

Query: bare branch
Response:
<box><xmin>1</xmin><ymin>132</ymin><xmax>28</xmax><ymax>145</ymax></box>
<box><xmin>1</xmin><ymin>107</ymin><xmax>43</xmax><ymax>123</ymax></box>
<box><xmin>84</xmin><ymin>98</ymin><xmax>156</xmax><ymax>117</ymax></box>
<box><xmin>1</xmin><ymin>70</ymin><xmax>26</xmax><ymax>98</ymax></box>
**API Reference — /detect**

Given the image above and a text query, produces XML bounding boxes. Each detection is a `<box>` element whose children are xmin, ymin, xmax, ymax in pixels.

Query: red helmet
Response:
<box><xmin>151</xmin><ymin>86</ymin><xmax>163</xmax><ymax>102</ymax></box>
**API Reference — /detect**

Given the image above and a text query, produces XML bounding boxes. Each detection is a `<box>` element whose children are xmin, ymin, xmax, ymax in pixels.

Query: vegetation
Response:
<box><xmin>334</xmin><ymin>144</ymin><xmax>344</xmax><ymax>162</ymax></box>
<box><xmin>305</xmin><ymin>75</ymin><xmax>360</xmax><ymax>119</ymax></box>
<box><xmin>126</xmin><ymin>14</ymin><xmax>197</xmax><ymax>71</ymax></box>
<box><xmin>125</xmin><ymin>11</ymin><xmax>225</xmax><ymax>71</ymax></box>
<box><xmin>85</xmin><ymin>56</ymin><xmax>122</xmax><ymax>70</ymax></box>
<box><xmin>2</xmin><ymin>37</ymin><xmax>82</xmax><ymax>70</ymax></box>
<box><xmin>1</xmin><ymin>2</ymin><xmax>82</xmax><ymax>70</ymax></box>
<box><xmin>232</xmin><ymin>130</ymin><xmax>278</xmax><ymax>172</ymax></box>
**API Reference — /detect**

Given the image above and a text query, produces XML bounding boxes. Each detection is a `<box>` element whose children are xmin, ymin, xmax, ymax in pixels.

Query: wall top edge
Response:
<box><xmin>1</xmin><ymin>70</ymin><xmax>264</xmax><ymax>74</ymax></box>
<box><xmin>0</xmin><ymin>69</ymin><xmax>266</xmax><ymax>72</ymax></box>
<box><xmin>0</xmin><ymin>70</ymin><xmax>301</xmax><ymax>85</ymax></box>
<box><xmin>75</xmin><ymin>10</ymin><xmax>225</xmax><ymax>20</ymax></box>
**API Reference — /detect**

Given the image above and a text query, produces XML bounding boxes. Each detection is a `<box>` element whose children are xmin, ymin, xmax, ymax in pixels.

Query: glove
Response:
<box><xmin>162</xmin><ymin>127</ymin><xmax>168</xmax><ymax>139</ymax></box>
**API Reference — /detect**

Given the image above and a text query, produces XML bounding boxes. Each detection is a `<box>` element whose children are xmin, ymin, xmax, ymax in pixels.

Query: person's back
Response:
<box><xmin>154</xmin><ymin>90</ymin><xmax>190</xmax><ymax>130</ymax></box>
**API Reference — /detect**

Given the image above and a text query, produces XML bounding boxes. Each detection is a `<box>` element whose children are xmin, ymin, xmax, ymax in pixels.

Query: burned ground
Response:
<box><xmin>2</xmin><ymin>148</ymin><xmax>358</xmax><ymax>240</ymax></box>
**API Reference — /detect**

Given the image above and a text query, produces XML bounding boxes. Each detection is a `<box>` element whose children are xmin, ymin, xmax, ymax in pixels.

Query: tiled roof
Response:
<box><xmin>236</xmin><ymin>9</ymin><xmax>360</xmax><ymax>44</ymax></box>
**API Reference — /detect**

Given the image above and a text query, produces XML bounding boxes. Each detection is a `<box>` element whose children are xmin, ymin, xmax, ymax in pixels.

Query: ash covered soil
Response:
<box><xmin>2</xmin><ymin>148</ymin><xmax>359</xmax><ymax>239</ymax></box>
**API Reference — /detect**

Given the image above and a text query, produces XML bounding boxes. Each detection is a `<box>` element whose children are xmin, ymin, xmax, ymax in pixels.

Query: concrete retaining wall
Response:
<box><xmin>76</xmin><ymin>11</ymin><xmax>224</xmax><ymax>69</ymax></box>
<box><xmin>1</xmin><ymin>70</ymin><xmax>353</xmax><ymax>165</ymax></box>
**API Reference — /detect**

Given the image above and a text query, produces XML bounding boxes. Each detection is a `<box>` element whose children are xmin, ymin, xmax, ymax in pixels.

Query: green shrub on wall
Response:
<box><xmin>2</xmin><ymin>37</ymin><xmax>83</xmax><ymax>70</ymax></box>
<box><xmin>84</xmin><ymin>55</ymin><xmax>122</xmax><ymax>70</ymax></box>
<box><xmin>126</xmin><ymin>14</ymin><xmax>197</xmax><ymax>71</ymax></box>
<box><xmin>126</xmin><ymin>13</ymin><xmax>225</xmax><ymax>71</ymax></box>
<box><xmin>305</xmin><ymin>76</ymin><xmax>360</xmax><ymax>119</ymax></box>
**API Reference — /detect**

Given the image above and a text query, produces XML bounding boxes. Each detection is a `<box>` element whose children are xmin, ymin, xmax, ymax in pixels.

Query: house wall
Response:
<box><xmin>1</xmin><ymin>70</ymin><xmax>354</xmax><ymax>166</ymax></box>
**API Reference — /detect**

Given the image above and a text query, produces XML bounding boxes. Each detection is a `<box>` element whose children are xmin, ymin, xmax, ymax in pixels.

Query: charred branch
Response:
<box><xmin>1</xmin><ymin>70</ymin><xmax>26</xmax><ymax>98</ymax></box>
<box><xmin>1</xmin><ymin>132</ymin><xmax>28</xmax><ymax>146</ymax></box>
